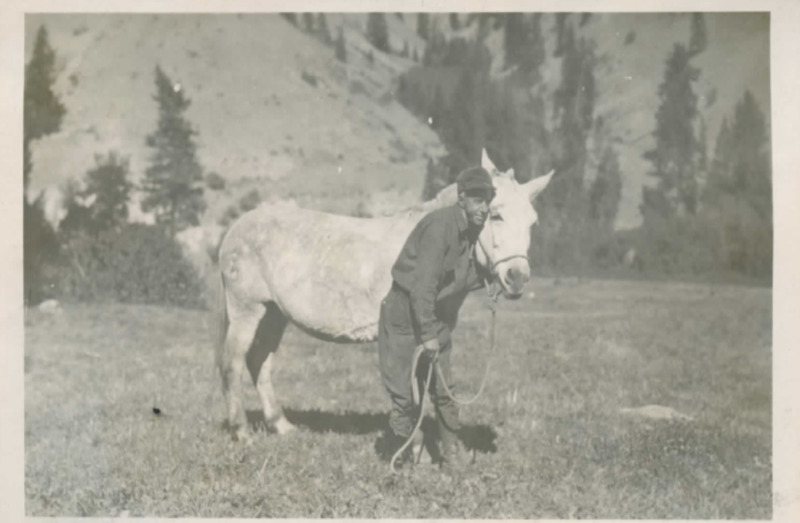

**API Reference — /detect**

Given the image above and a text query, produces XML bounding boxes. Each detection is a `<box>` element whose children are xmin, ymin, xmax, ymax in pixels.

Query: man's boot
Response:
<box><xmin>386</xmin><ymin>429</ymin><xmax>416</xmax><ymax>469</ymax></box>
<box><xmin>438</xmin><ymin>416</ymin><xmax>468</xmax><ymax>475</ymax></box>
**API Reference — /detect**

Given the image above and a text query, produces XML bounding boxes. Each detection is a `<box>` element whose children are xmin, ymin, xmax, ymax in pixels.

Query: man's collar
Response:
<box><xmin>454</xmin><ymin>204</ymin><xmax>469</xmax><ymax>234</ymax></box>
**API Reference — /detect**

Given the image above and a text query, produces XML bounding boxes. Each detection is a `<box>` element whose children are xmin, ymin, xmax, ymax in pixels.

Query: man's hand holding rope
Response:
<box><xmin>420</xmin><ymin>338</ymin><xmax>440</xmax><ymax>361</ymax></box>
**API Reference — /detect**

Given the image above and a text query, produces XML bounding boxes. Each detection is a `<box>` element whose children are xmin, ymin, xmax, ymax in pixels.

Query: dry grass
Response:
<box><xmin>24</xmin><ymin>279</ymin><xmax>771</xmax><ymax>517</ymax></box>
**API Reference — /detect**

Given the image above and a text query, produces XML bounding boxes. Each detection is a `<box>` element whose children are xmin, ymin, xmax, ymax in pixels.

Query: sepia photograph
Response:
<box><xmin>3</xmin><ymin>1</ymin><xmax>799</xmax><ymax>520</ymax></box>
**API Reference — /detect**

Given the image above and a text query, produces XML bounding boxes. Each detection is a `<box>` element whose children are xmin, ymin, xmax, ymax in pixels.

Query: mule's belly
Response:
<box><xmin>279</xmin><ymin>286</ymin><xmax>387</xmax><ymax>343</ymax></box>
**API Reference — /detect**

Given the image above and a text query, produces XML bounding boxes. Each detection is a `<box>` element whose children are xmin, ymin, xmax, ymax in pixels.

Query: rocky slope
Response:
<box><xmin>25</xmin><ymin>13</ymin><xmax>769</xmax><ymax>230</ymax></box>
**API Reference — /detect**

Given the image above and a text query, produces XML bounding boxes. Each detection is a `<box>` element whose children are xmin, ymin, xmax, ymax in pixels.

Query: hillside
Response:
<box><xmin>24</xmin><ymin>13</ymin><xmax>444</xmax><ymax>225</ymax></box>
<box><xmin>25</xmin><ymin>13</ymin><xmax>769</xmax><ymax>230</ymax></box>
<box><xmin>423</xmin><ymin>12</ymin><xmax>770</xmax><ymax>229</ymax></box>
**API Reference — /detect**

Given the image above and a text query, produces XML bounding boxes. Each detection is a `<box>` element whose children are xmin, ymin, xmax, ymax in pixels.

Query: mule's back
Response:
<box><xmin>219</xmin><ymin>203</ymin><xmax>417</xmax><ymax>342</ymax></box>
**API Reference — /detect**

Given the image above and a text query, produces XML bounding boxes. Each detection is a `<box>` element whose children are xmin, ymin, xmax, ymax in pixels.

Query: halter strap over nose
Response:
<box><xmin>476</xmin><ymin>219</ymin><xmax>529</xmax><ymax>277</ymax></box>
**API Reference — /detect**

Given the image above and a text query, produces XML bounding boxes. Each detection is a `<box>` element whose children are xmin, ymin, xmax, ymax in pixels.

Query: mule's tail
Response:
<box><xmin>215</xmin><ymin>271</ymin><xmax>230</xmax><ymax>384</ymax></box>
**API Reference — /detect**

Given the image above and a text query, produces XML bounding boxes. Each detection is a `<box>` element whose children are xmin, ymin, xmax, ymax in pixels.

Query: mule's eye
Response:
<box><xmin>490</xmin><ymin>213</ymin><xmax>503</xmax><ymax>221</ymax></box>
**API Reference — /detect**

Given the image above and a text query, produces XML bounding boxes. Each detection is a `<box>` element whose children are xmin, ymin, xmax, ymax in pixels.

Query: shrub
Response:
<box><xmin>206</xmin><ymin>171</ymin><xmax>226</xmax><ymax>191</ymax></box>
<box><xmin>56</xmin><ymin>223</ymin><xmax>206</xmax><ymax>309</ymax></box>
<box><xmin>238</xmin><ymin>189</ymin><xmax>261</xmax><ymax>213</ymax></box>
<box><xmin>24</xmin><ymin>198</ymin><xmax>61</xmax><ymax>306</ymax></box>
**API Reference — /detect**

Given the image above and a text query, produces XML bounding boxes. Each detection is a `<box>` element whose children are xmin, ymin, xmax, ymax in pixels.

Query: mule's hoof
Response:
<box><xmin>233</xmin><ymin>427</ymin><xmax>254</xmax><ymax>446</ymax></box>
<box><xmin>274</xmin><ymin>417</ymin><xmax>296</xmax><ymax>435</ymax></box>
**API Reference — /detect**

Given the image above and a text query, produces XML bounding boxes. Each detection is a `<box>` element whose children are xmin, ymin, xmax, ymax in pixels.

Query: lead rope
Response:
<box><xmin>435</xmin><ymin>280</ymin><xmax>499</xmax><ymax>406</ymax></box>
<box><xmin>389</xmin><ymin>282</ymin><xmax>500</xmax><ymax>474</ymax></box>
<box><xmin>390</xmin><ymin>344</ymin><xmax>431</xmax><ymax>474</ymax></box>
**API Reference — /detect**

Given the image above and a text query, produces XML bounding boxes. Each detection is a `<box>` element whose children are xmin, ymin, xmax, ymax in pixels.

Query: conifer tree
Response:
<box><xmin>366</xmin><ymin>13</ymin><xmax>390</xmax><ymax>53</ymax></box>
<box><xmin>447</xmin><ymin>43</ymin><xmax>490</xmax><ymax>167</ymax></box>
<box><xmin>688</xmin><ymin>13</ymin><xmax>708</xmax><ymax>57</ymax></box>
<box><xmin>705</xmin><ymin>117</ymin><xmax>733</xmax><ymax>200</ymax></box>
<box><xmin>303</xmin><ymin>13</ymin><xmax>314</xmax><ymax>33</ymax></box>
<box><xmin>335</xmin><ymin>27</ymin><xmax>347</xmax><ymax>62</ymax></box>
<box><xmin>449</xmin><ymin>13</ymin><xmax>461</xmax><ymax>31</ymax></box>
<box><xmin>141</xmin><ymin>66</ymin><xmax>206</xmax><ymax>239</ymax></box>
<box><xmin>80</xmin><ymin>152</ymin><xmax>133</xmax><ymax>231</ymax></box>
<box><xmin>24</xmin><ymin>25</ymin><xmax>65</xmax><ymax>189</ymax></box>
<box><xmin>417</xmin><ymin>13</ymin><xmax>430</xmax><ymax>40</ymax></box>
<box><xmin>429</xmin><ymin>84</ymin><xmax>449</xmax><ymax>133</ymax></box>
<box><xmin>641</xmin><ymin>43</ymin><xmax>701</xmax><ymax>220</ymax></box>
<box><xmin>317</xmin><ymin>13</ymin><xmax>331</xmax><ymax>44</ymax></box>
<box><xmin>504</xmin><ymin>14</ymin><xmax>545</xmax><ymax>80</ymax></box>
<box><xmin>549</xmin><ymin>26</ymin><xmax>596</xmax><ymax>220</ymax></box>
<box><xmin>23</xmin><ymin>25</ymin><xmax>66</xmax><ymax>305</ymax></box>
<box><xmin>589</xmin><ymin>147</ymin><xmax>623</xmax><ymax>231</ymax></box>
<box><xmin>503</xmin><ymin>14</ymin><xmax>527</xmax><ymax>71</ymax></box>
<box><xmin>706</xmin><ymin>91</ymin><xmax>771</xmax><ymax>217</ymax></box>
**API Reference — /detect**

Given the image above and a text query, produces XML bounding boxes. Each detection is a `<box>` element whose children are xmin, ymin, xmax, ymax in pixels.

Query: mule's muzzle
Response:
<box><xmin>500</xmin><ymin>264</ymin><xmax>530</xmax><ymax>300</ymax></box>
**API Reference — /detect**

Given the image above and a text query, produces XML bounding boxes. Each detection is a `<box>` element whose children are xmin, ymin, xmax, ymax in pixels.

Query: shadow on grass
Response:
<box><xmin>245</xmin><ymin>408</ymin><xmax>497</xmax><ymax>455</ymax></box>
<box><xmin>373</xmin><ymin>416</ymin><xmax>499</xmax><ymax>463</ymax></box>
<box><xmin>245</xmin><ymin>408</ymin><xmax>387</xmax><ymax>435</ymax></box>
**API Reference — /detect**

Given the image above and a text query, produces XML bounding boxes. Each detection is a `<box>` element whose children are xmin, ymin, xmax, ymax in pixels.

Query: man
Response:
<box><xmin>378</xmin><ymin>166</ymin><xmax>494</xmax><ymax>473</ymax></box>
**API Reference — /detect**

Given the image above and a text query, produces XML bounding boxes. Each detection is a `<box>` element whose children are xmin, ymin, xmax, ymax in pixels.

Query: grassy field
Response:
<box><xmin>24</xmin><ymin>278</ymin><xmax>771</xmax><ymax>518</ymax></box>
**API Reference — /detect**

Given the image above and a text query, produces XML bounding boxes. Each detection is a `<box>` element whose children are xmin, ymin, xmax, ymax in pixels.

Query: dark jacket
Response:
<box><xmin>391</xmin><ymin>205</ymin><xmax>485</xmax><ymax>343</ymax></box>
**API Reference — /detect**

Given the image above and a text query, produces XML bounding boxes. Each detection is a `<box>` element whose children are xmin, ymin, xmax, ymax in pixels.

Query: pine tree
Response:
<box><xmin>24</xmin><ymin>25</ymin><xmax>66</xmax><ymax>189</ymax></box>
<box><xmin>366</xmin><ymin>13</ymin><xmax>390</xmax><ymax>53</ymax></box>
<box><xmin>317</xmin><ymin>13</ymin><xmax>331</xmax><ymax>44</ymax></box>
<box><xmin>335</xmin><ymin>27</ymin><xmax>347</xmax><ymax>62</ymax></box>
<box><xmin>302</xmin><ymin>13</ymin><xmax>314</xmax><ymax>33</ymax></box>
<box><xmin>141</xmin><ymin>66</ymin><xmax>206</xmax><ymax>239</ymax></box>
<box><xmin>697</xmin><ymin>116</ymin><xmax>708</xmax><ymax>174</ymax></box>
<box><xmin>688</xmin><ymin>13</ymin><xmax>708</xmax><ymax>57</ymax></box>
<box><xmin>417</xmin><ymin>13</ymin><xmax>430</xmax><ymax>40</ymax></box>
<box><xmin>59</xmin><ymin>179</ymin><xmax>94</xmax><ymax>236</ymax></box>
<box><xmin>24</xmin><ymin>24</ymin><xmax>66</xmax><ymax>305</ymax></box>
<box><xmin>550</xmin><ymin>27</ymin><xmax>596</xmax><ymax>218</ymax></box>
<box><xmin>589</xmin><ymin>147</ymin><xmax>623</xmax><ymax>230</ymax></box>
<box><xmin>523</xmin><ymin>14</ymin><xmax>546</xmax><ymax>80</ymax></box>
<box><xmin>553</xmin><ymin>13</ymin><xmax>570</xmax><ymax>57</ymax></box>
<box><xmin>448</xmin><ymin>71</ymin><xmax>484</xmax><ymax>166</ymax></box>
<box><xmin>485</xmin><ymin>82</ymin><xmax>520</xmax><ymax>173</ymax></box>
<box><xmin>449</xmin><ymin>13</ymin><xmax>461</xmax><ymax>31</ymax></box>
<box><xmin>707</xmin><ymin>91</ymin><xmax>771</xmax><ymax>218</ymax></box>
<box><xmin>705</xmin><ymin>116</ymin><xmax>733</xmax><ymax>200</ymax></box>
<box><xmin>24</xmin><ymin>196</ymin><xmax>60</xmax><ymax>304</ymax></box>
<box><xmin>503</xmin><ymin>14</ymin><xmax>527</xmax><ymax>71</ymax></box>
<box><xmin>642</xmin><ymin>43</ymin><xmax>701</xmax><ymax>220</ymax></box>
<box><xmin>81</xmin><ymin>152</ymin><xmax>133</xmax><ymax>231</ymax></box>
<box><xmin>504</xmin><ymin>14</ymin><xmax>546</xmax><ymax>79</ymax></box>
<box><xmin>429</xmin><ymin>84</ymin><xmax>449</xmax><ymax>132</ymax></box>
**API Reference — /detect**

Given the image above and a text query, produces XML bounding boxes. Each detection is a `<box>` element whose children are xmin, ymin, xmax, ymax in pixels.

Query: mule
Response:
<box><xmin>216</xmin><ymin>151</ymin><xmax>553</xmax><ymax>441</ymax></box>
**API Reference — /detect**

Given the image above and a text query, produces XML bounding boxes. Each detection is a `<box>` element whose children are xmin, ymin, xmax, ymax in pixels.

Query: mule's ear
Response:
<box><xmin>481</xmin><ymin>149</ymin><xmax>498</xmax><ymax>175</ymax></box>
<box><xmin>525</xmin><ymin>170</ymin><xmax>555</xmax><ymax>201</ymax></box>
<box><xmin>503</xmin><ymin>168</ymin><xmax>516</xmax><ymax>180</ymax></box>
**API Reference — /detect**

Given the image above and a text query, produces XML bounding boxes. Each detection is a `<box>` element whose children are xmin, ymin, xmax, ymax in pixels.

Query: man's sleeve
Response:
<box><xmin>409</xmin><ymin>218</ymin><xmax>448</xmax><ymax>343</ymax></box>
<box><xmin>465</xmin><ymin>257</ymin><xmax>489</xmax><ymax>292</ymax></box>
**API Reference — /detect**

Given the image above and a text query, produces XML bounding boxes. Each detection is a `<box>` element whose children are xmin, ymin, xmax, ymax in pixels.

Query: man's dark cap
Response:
<box><xmin>456</xmin><ymin>167</ymin><xmax>495</xmax><ymax>198</ymax></box>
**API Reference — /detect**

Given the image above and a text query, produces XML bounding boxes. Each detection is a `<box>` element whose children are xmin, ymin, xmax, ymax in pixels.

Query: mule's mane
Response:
<box><xmin>392</xmin><ymin>183</ymin><xmax>459</xmax><ymax>217</ymax></box>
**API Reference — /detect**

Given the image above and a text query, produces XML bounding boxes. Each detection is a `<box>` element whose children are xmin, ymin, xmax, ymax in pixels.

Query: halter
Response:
<box><xmin>476</xmin><ymin>217</ymin><xmax>529</xmax><ymax>295</ymax></box>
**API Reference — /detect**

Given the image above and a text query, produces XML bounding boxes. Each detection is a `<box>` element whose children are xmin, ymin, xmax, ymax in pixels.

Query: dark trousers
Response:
<box><xmin>378</xmin><ymin>285</ymin><xmax>460</xmax><ymax>438</ymax></box>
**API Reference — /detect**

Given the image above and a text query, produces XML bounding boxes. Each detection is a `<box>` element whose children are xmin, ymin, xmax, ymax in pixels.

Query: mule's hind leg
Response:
<box><xmin>246</xmin><ymin>302</ymin><xmax>295</xmax><ymax>435</ymax></box>
<box><xmin>220</xmin><ymin>299</ymin><xmax>265</xmax><ymax>443</ymax></box>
